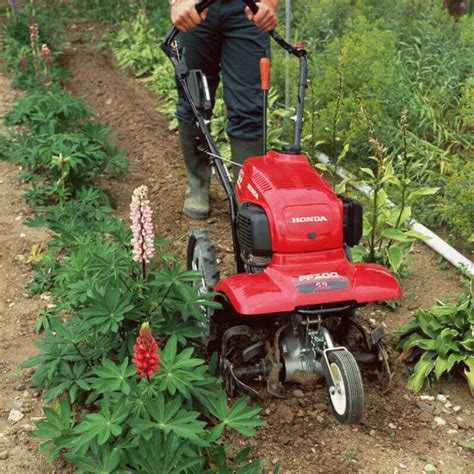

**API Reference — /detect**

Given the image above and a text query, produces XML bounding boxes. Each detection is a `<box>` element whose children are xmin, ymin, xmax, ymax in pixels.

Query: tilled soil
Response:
<box><xmin>0</xmin><ymin>20</ymin><xmax>473</xmax><ymax>473</ymax></box>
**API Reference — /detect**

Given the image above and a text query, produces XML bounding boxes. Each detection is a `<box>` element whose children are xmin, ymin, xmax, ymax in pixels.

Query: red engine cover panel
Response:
<box><xmin>236</xmin><ymin>150</ymin><xmax>343</xmax><ymax>253</ymax></box>
<box><xmin>215</xmin><ymin>250</ymin><xmax>402</xmax><ymax>315</ymax></box>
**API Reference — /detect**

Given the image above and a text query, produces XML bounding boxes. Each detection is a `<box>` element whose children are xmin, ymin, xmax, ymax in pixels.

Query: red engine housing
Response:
<box><xmin>216</xmin><ymin>150</ymin><xmax>402</xmax><ymax>315</ymax></box>
<box><xmin>236</xmin><ymin>150</ymin><xmax>343</xmax><ymax>253</ymax></box>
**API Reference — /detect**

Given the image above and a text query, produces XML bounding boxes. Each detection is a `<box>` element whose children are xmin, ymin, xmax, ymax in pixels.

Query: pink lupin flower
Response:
<box><xmin>40</xmin><ymin>44</ymin><xmax>50</xmax><ymax>58</ymax></box>
<box><xmin>29</xmin><ymin>21</ymin><xmax>40</xmax><ymax>75</ymax></box>
<box><xmin>130</xmin><ymin>186</ymin><xmax>156</xmax><ymax>269</ymax></box>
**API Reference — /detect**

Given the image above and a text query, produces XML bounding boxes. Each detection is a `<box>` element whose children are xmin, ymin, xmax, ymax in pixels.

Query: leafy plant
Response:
<box><xmin>22</xmin><ymin>199</ymin><xmax>261</xmax><ymax>471</ymax></box>
<box><xmin>5</xmin><ymin>89</ymin><xmax>90</xmax><ymax>134</ymax></box>
<box><xmin>395</xmin><ymin>278</ymin><xmax>474</xmax><ymax>394</ymax></box>
<box><xmin>351</xmin><ymin>108</ymin><xmax>435</xmax><ymax>282</ymax></box>
<box><xmin>440</xmin><ymin>160</ymin><xmax>474</xmax><ymax>247</ymax></box>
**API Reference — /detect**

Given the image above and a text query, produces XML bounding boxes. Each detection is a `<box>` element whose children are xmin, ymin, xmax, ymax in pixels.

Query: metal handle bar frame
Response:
<box><xmin>161</xmin><ymin>0</ymin><xmax>308</xmax><ymax>273</ymax></box>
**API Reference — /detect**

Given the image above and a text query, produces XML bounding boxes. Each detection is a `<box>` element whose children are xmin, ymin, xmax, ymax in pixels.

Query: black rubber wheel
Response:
<box><xmin>327</xmin><ymin>350</ymin><xmax>364</xmax><ymax>424</ymax></box>
<box><xmin>186</xmin><ymin>228</ymin><xmax>220</xmax><ymax>344</ymax></box>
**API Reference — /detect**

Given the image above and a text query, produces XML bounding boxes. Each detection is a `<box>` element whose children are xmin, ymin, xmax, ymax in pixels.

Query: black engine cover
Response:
<box><xmin>341</xmin><ymin>197</ymin><xmax>363</xmax><ymax>247</ymax></box>
<box><xmin>237</xmin><ymin>204</ymin><xmax>272</xmax><ymax>256</ymax></box>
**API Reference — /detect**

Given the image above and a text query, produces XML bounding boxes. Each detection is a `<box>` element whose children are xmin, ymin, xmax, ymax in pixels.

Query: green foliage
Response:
<box><xmin>440</xmin><ymin>161</ymin><xmax>474</xmax><ymax>245</ymax></box>
<box><xmin>29</xmin><ymin>399</ymin><xmax>76</xmax><ymax>463</ymax></box>
<box><xmin>2</xmin><ymin>88</ymin><xmax>127</xmax><ymax>218</ymax></box>
<box><xmin>395</xmin><ymin>278</ymin><xmax>474</xmax><ymax>394</ymax></box>
<box><xmin>2</xmin><ymin>6</ymin><xmax>263</xmax><ymax>471</ymax></box>
<box><xmin>72</xmin><ymin>0</ymin><xmax>143</xmax><ymax>24</ymax></box>
<box><xmin>1</xmin><ymin>8</ymin><xmax>69</xmax><ymax>90</ymax></box>
<box><xmin>289</xmin><ymin>1</ymin><xmax>473</xmax><ymax>243</ymax></box>
<box><xmin>5</xmin><ymin>89</ymin><xmax>90</xmax><ymax>134</ymax></box>
<box><xmin>109</xmin><ymin>10</ymin><xmax>163</xmax><ymax>77</ymax></box>
<box><xmin>310</xmin><ymin>16</ymin><xmax>402</xmax><ymax>157</ymax></box>
<box><xmin>351</xmin><ymin>111</ymin><xmax>437</xmax><ymax>285</ymax></box>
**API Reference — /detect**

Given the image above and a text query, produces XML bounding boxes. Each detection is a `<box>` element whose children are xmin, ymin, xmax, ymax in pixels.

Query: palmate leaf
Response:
<box><xmin>30</xmin><ymin>399</ymin><xmax>76</xmax><ymax>463</ymax></box>
<box><xmin>150</xmin><ymin>262</ymin><xmax>198</xmax><ymax>292</ymax></box>
<box><xmin>78</xmin><ymin>284</ymin><xmax>135</xmax><ymax>333</ymax></box>
<box><xmin>209</xmin><ymin>393</ymin><xmax>262</xmax><ymax>440</ymax></box>
<box><xmin>128</xmin><ymin>431</ymin><xmax>202</xmax><ymax>473</ymax></box>
<box><xmin>155</xmin><ymin>336</ymin><xmax>205</xmax><ymax>397</ymax></box>
<box><xmin>43</xmin><ymin>360</ymin><xmax>89</xmax><ymax>402</ymax></box>
<box><xmin>128</xmin><ymin>394</ymin><xmax>207</xmax><ymax>444</ymax></box>
<box><xmin>66</xmin><ymin>446</ymin><xmax>121</xmax><ymax>474</ymax></box>
<box><xmin>22</xmin><ymin>331</ymin><xmax>83</xmax><ymax>389</ymax></box>
<box><xmin>90</xmin><ymin>358</ymin><xmax>135</xmax><ymax>396</ymax></box>
<box><xmin>73</xmin><ymin>398</ymin><xmax>130</xmax><ymax>449</ymax></box>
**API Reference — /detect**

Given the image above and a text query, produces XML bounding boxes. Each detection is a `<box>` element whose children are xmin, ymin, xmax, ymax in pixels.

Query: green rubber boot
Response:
<box><xmin>230</xmin><ymin>137</ymin><xmax>264</xmax><ymax>185</ymax></box>
<box><xmin>179</xmin><ymin>122</ymin><xmax>211</xmax><ymax>220</ymax></box>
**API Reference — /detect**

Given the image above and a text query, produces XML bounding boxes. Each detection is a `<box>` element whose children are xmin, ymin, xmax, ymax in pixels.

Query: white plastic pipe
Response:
<box><xmin>316</xmin><ymin>152</ymin><xmax>474</xmax><ymax>277</ymax></box>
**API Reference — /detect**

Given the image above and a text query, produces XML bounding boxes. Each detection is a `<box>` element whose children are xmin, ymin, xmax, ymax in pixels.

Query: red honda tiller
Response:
<box><xmin>162</xmin><ymin>0</ymin><xmax>402</xmax><ymax>424</ymax></box>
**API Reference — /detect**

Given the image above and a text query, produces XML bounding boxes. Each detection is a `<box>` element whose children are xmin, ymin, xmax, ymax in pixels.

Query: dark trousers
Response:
<box><xmin>175</xmin><ymin>0</ymin><xmax>271</xmax><ymax>141</ymax></box>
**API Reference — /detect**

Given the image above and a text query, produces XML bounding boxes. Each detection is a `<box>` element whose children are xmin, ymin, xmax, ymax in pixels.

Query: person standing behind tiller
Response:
<box><xmin>169</xmin><ymin>0</ymin><xmax>279</xmax><ymax>219</ymax></box>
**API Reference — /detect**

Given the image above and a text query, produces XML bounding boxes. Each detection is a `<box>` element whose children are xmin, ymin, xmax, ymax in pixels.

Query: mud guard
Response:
<box><xmin>215</xmin><ymin>250</ymin><xmax>402</xmax><ymax>316</ymax></box>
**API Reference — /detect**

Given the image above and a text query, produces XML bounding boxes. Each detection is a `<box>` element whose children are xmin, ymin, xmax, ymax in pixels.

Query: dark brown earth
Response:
<box><xmin>0</xmin><ymin>20</ymin><xmax>473</xmax><ymax>473</ymax></box>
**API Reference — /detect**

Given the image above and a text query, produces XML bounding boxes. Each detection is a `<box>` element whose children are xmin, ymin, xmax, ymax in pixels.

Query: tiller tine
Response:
<box><xmin>222</xmin><ymin>325</ymin><xmax>251</xmax><ymax>356</ymax></box>
<box><xmin>377</xmin><ymin>340</ymin><xmax>393</xmax><ymax>394</ymax></box>
<box><xmin>267</xmin><ymin>380</ymin><xmax>285</xmax><ymax>398</ymax></box>
<box><xmin>220</xmin><ymin>325</ymin><xmax>259</xmax><ymax>399</ymax></box>
<box><xmin>243</xmin><ymin>341</ymin><xmax>266</xmax><ymax>362</ymax></box>
<box><xmin>345</xmin><ymin>319</ymin><xmax>393</xmax><ymax>394</ymax></box>
<box><xmin>221</xmin><ymin>357</ymin><xmax>260</xmax><ymax>398</ymax></box>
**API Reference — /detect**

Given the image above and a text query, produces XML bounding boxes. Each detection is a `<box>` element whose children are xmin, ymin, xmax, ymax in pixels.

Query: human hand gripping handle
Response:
<box><xmin>242</xmin><ymin>0</ymin><xmax>278</xmax><ymax>32</ymax></box>
<box><xmin>171</xmin><ymin>0</ymin><xmax>215</xmax><ymax>33</ymax></box>
<box><xmin>164</xmin><ymin>0</ymin><xmax>215</xmax><ymax>48</ymax></box>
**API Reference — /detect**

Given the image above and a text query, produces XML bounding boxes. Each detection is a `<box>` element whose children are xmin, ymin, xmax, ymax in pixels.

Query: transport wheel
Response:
<box><xmin>327</xmin><ymin>350</ymin><xmax>364</xmax><ymax>424</ymax></box>
<box><xmin>186</xmin><ymin>228</ymin><xmax>220</xmax><ymax>345</ymax></box>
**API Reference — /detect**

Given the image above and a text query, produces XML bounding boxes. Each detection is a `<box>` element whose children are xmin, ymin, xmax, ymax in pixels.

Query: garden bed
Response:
<box><xmin>1</xmin><ymin>19</ymin><xmax>472</xmax><ymax>473</ymax></box>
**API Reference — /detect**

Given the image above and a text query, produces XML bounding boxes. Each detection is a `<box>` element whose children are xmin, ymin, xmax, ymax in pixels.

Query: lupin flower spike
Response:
<box><xmin>40</xmin><ymin>44</ymin><xmax>50</xmax><ymax>58</ymax></box>
<box><xmin>130</xmin><ymin>185</ymin><xmax>156</xmax><ymax>265</ymax></box>
<box><xmin>9</xmin><ymin>0</ymin><xmax>18</xmax><ymax>16</ymax></box>
<box><xmin>132</xmin><ymin>322</ymin><xmax>160</xmax><ymax>379</ymax></box>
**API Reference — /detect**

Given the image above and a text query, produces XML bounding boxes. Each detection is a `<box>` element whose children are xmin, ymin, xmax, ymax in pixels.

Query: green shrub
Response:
<box><xmin>308</xmin><ymin>16</ymin><xmax>403</xmax><ymax>161</ymax></box>
<box><xmin>108</xmin><ymin>10</ymin><xmax>163</xmax><ymax>77</ymax></box>
<box><xmin>440</xmin><ymin>161</ymin><xmax>474</xmax><ymax>245</ymax></box>
<box><xmin>395</xmin><ymin>278</ymin><xmax>474</xmax><ymax>394</ymax></box>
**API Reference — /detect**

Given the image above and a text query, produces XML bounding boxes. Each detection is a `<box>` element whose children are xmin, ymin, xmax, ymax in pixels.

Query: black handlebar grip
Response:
<box><xmin>196</xmin><ymin>0</ymin><xmax>214</xmax><ymax>14</ymax></box>
<box><xmin>162</xmin><ymin>0</ymin><xmax>216</xmax><ymax>49</ymax></box>
<box><xmin>242</xmin><ymin>0</ymin><xmax>259</xmax><ymax>15</ymax></box>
